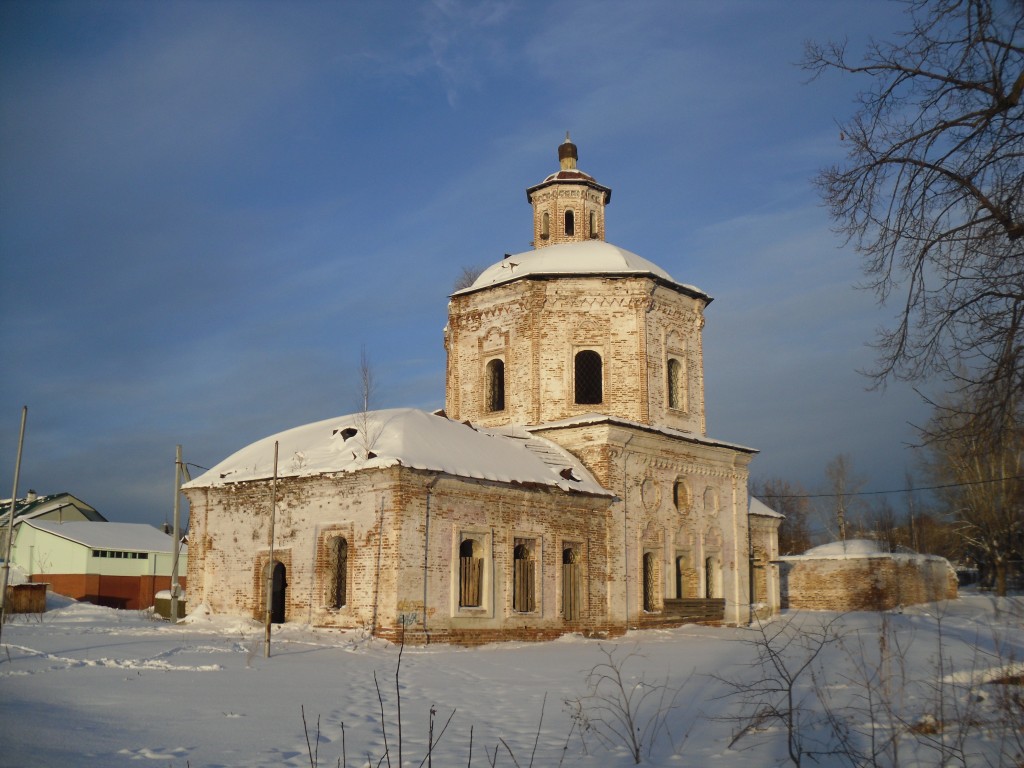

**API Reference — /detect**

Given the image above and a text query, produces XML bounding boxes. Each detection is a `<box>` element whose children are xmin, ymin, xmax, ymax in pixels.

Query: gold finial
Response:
<box><xmin>558</xmin><ymin>132</ymin><xmax>578</xmax><ymax>170</ymax></box>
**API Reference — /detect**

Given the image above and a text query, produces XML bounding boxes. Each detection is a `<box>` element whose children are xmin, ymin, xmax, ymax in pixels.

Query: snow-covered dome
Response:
<box><xmin>184</xmin><ymin>407</ymin><xmax>610</xmax><ymax>496</ymax></box>
<box><xmin>536</xmin><ymin>166</ymin><xmax>601</xmax><ymax>186</ymax></box>
<box><xmin>455</xmin><ymin>240</ymin><xmax>708</xmax><ymax>298</ymax></box>
<box><xmin>803</xmin><ymin>539</ymin><xmax>885</xmax><ymax>557</ymax></box>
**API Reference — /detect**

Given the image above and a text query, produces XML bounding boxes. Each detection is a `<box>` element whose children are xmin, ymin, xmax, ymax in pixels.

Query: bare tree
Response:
<box><xmin>359</xmin><ymin>345</ymin><xmax>375</xmax><ymax>415</ymax></box>
<box><xmin>804</xmin><ymin>0</ymin><xmax>1024</xmax><ymax>441</ymax></box>
<box><xmin>565</xmin><ymin>644</ymin><xmax>693</xmax><ymax>764</ymax></box>
<box><xmin>925</xmin><ymin>395</ymin><xmax>1023</xmax><ymax>595</ymax></box>
<box><xmin>751</xmin><ymin>478</ymin><xmax>814</xmax><ymax>555</ymax></box>
<box><xmin>353</xmin><ymin>345</ymin><xmax>384</xmax><ymax>460</ymax></box>
<box><xmin>452</xmin><ymin>265</ymin><xmax>485</xmax><ymax>292</ymax></box>
<box><xmin>714</xmin><ymin>612</ymin><xmax>846</xmax><ymax>767</ymax></box>
<box><xmin>823</xmin><ymin>454</ymin><xmax>867</xmax><ymax>544</ymax></box>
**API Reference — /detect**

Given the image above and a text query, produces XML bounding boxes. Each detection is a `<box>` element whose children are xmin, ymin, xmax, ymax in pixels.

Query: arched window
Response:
<box><xmin>704</xmin><ymin>486</ymin><xmax>718</xmax><ymax>515</ymax></box>
<box><xmin>667</xmin><ymin>357</ymin><xmax>683</xmax><ymax>410</ymax></box>
<box><xmin>541</xmin><ymin>211</ymin><xmax>550</xmax><ymax>240</ymax></box>
<box><xmin>673</xmin><ymin>479</ymin><xmax>691</xmax><ymax>513</ymax></box>
<box><xmin>486</xmin><ymin>359</ymin><xmax>505</xmax><ymax>412</ymax></box>
<box><xmin>459</xmin><ymin>538</ymin><xmax>483</xmax><ymax>607</ymax></box>
<box><xmin>574</xmin><ymin>350</ymin><xmax>602</xmax><ymax>404</ymax></box>
<box><xmin>589</xmin><ymin>210</ymin><xmax>596</xmax><ymax>238</ymax></box>
<box><xmin>562</xmin><ymin>546</ymin><xmax>581</xmax><ymax>620</ymax></box>
<box><xmin>512</xmin><ymin>540</ymin><xmax>535</xmax><ymax>612</ymax></box>
<box><xmin>329</xmin><ymin>537</ymin><xmax>348</xmax><ymax>609</ymax></box>
<box><xmin>564</xmin><ymin>209</ymin><xmax>575</xmax><ymax>236</ymax></box>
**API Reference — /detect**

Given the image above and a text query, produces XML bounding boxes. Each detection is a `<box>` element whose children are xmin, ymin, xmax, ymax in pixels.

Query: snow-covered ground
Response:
<box><xmin>1</xmin><ymin>592</ymin><xmax>1021</xmax><ymax>768</ymax></box>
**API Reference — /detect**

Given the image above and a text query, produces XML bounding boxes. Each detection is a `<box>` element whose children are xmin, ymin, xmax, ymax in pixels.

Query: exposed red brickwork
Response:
<box><xmin>779</xmin><ymin>555</ymin><xmax>958</xmax><ymax>611</ymax></box>
<box><xmin>30</xmin><ymin>573</ymin><xmax>184</xmax><ymax>610</ymax></box>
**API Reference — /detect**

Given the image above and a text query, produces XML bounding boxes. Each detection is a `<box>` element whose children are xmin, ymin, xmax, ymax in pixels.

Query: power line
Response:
<box><xmin>757</xmin><ymin>473</ymin><xmax>1024</xmax><ymax>500</ymax></box>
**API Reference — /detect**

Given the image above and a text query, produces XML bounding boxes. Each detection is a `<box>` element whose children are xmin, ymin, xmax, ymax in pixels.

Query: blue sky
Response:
<box><xmin>0</xmin><ymin>0</ymin><xmax>929</xmax><ymax>527</ymax></box>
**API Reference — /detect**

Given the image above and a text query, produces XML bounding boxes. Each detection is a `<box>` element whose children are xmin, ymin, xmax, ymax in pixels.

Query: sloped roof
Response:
<box><xmin>749</xmin><ymin>496</ymin><xmax>784</xmax><ymax>518</ymax></box>
<box><xmin>185</xmin><ymin>407</ymin><xmax>611</xmax><ymax>496</ymax></box>
<box><xmin>23</xmin><ymin>520</ymin><xmax>180</xmax><ymax>553</ymax></box>
<box><xmin>525</xmin><ymin>167</ymin><xmax>611</xmax><ymax>201</ymax></box>
<box><xmin>0</xmin><ymin>492</ymin><xmax>106</xmax><ymax>525</ymax></box>
<box><xmin>528</xmin><ymin>413</ymin><xmax>758</xmax><ymax>455</ymax></box>
<box><xmin>453</xmin><ymin>240</ymin><xmax>709</xmax><ymax>300</ymax></box>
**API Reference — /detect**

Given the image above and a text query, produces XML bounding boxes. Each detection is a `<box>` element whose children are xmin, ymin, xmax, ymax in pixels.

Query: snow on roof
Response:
<box><xmin>527</xmin><ymin>413</ymin><xmax>758</xmax><ymax>455</ymax></box>
<box><xmin>749</xmin><ymin>496</ymin><xmax>784</xmax><ymax>518</ymax></box>
<box><xmin>24</xmin><ymin>520</ymin><xmax>179</xmax><ymax>553</ymax></box>
<box><xmin>0</xmin><ymin>492</ymin><xmax>105</xmax><ymax>524</ymax></box>
<box><xmin>780</xmin><ymin>538</ymin><xmax>953</xmax><ymax>565</ymax></box>
<box><xmin>454</xmin><ymin>241</ymin><xmax>708</xmax><ymax>299</ymax></box>
<box><xmin>804</xmin><ymin>539</ymin><xmax>884</xmax><ymax>556</ymax></box>
<box><xmin>185</xmin><ymin>407</ymin><xmax>611</xmax><ymax>496</ymax></box>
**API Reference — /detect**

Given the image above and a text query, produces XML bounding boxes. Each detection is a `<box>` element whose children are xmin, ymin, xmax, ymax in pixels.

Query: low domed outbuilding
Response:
<box><xmin>777</xmin><ymin>539</ymin><xmax>958</xmax><ymax>612</ymax></box>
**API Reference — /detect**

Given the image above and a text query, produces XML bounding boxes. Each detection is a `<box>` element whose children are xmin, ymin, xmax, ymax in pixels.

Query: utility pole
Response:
<box><xmin>170</xmin><ymin>445</ymin><xmax>183</xmax><ymax>622</ymax></box>
<box><xmin>0</xmin><ymin>406</ymin><xmax>28</xmax><ymax>645</ymax></box>
<box><xmin>263</xmin><ymin>441</ymin><xmax>279</xmax><ymax>658</ymax></box>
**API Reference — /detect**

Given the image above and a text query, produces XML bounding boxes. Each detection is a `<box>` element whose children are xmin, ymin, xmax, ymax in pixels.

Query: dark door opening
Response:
<box><xmin>271</xmin><ymin>562</ymin><xmax>287</xmax><ymax>624</ymax></box>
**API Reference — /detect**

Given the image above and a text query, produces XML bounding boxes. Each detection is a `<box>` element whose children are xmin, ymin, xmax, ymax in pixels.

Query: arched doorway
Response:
<box><xmin>675</xmin><ymin>555</ymin><xmax>686</xmax><ymax>599</ymax></box>
<box><xmin>704</xmin><ymin>556</ymin><xmax>717</xmax><ymax>599</ymax></box>
<box><xmin>642</xmin><ymin>552</ymin><xmax>656</xmax><ymax>612</ymax></box>
<box><xmin>271</xmin><ymin>562</ymin><xmax>287</xmax><ymax>624</ymax></box>
<box><xmin>562</xmin><ymin>546</ymin><xmax>581</xmax><ymax>620</ymax></box>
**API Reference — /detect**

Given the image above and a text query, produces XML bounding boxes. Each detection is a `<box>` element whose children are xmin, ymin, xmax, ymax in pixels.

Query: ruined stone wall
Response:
<box><xmin>185</xmin><ymin>466</ymin><xmax>615</xmax><ymax>643</ymax></box>
<box><xmin>446</xmin><ymin>275</ymin><xmax>706</xmax><ymax>433</ymax></box>
<box><xmin>388</xmin><ymin>469</ymin><xmax>614</xmax><ymax>644</ymax></box>
<box><xmin>779</xmin><ymin>554</ymin><xmax>959</xmax><ymax>611</ymax></box>
<box><xmin>184</xmin><ymin>469</ymin><xmax>396</xmax><ymax>628</ymax></box>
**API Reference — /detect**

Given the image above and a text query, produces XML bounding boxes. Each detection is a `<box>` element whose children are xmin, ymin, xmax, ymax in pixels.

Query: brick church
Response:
<box><xmin>184</xmin><ymin>136</ymin><xmax>781</xmax><ymax>643</ymax></box>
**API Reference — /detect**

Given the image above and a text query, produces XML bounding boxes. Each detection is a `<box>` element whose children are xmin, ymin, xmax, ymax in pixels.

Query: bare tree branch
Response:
<box><xmin>804</xmin><ymin>0</ymin><xmax>1024</xmax><ymax>442</ymax></box>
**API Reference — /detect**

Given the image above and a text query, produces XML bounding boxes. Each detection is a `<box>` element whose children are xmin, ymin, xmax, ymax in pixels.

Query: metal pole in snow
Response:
<box><xmin>170</xmin><ymin>445</ymin><xmax>183</xmax><ymax>622</ymax></box>
<box><xmin>0</xmin><ymin>406</ymin><xmax>28</xmax><ymax>645</ymax></box>
<box><xmin>263</xmin><ymin>441</ymin><xmax>279</xmax><ymax>658</ymax></box>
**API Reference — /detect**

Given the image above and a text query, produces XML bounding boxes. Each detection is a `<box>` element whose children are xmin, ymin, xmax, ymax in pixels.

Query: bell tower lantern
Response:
<box><xmin>527</xmin><ymin>133</ymin><xmax>611</xmax><ymax>248</ymax></box>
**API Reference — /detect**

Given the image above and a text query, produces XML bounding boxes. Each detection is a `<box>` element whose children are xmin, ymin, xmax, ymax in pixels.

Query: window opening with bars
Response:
<box><xmin>562</xmin><ymin>546</ymin><xmax>581</xmax><ymax>620</ymax></box>
<box><xmin>667</xmin><ymin>357</ymin><xmax>682</xmax><ymax>409</ymax></box>
<box><xmin>328</xmin><ymin>537</ymin><xmax>347</xmax><ymax>609</ymax></box>
<box><xmin>459</xmin><ymin>538</ymin><xmax>483</xmax><ymax>608</ymax></box>
<box><xmin>512</xmin><ymin>540</ymin><xmax>536</xmax><ymax>612</ymax></box>
<box><xmin>642</xmin><ymin>552</ymin><xmax>656</xmax><ymax>611</ymax></box>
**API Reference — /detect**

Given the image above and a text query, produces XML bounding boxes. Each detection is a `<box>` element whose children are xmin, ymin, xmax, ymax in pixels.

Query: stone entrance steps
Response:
<box><xmin>637</xmin><ymin>598</ymin><xmax>726</xmax><ymax>628</ymax></box>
